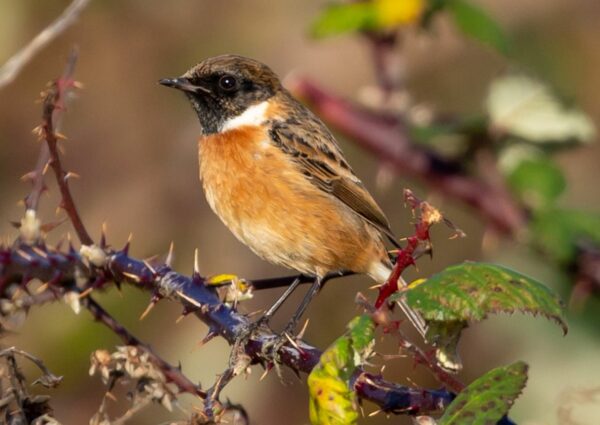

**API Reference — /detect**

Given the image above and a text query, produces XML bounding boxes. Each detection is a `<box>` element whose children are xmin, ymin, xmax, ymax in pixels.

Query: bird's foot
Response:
<box><xmin>235</xmin><ymin>315</ymin><xmax>270</xmax><ymax>347</ymax></box>
<box><xmin>261</xmin><ymin>319</ymin><xmax>300</xmax><ymax>364</ymax></box>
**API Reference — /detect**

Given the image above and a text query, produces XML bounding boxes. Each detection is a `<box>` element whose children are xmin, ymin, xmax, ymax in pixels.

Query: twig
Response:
<box><xmin>4</xmin><ymin>351</ymin><xmax>27</xmax><ymax>423</ymax></box>
<box><xmin>111</xmin><ymin>396</ymin><xmax>152</xmax><ymax>425</ymax></box>
<box><xmin>0</xmin><ymin>347</ymin><xmax>58</xmax><ymax>382</ymax></box>
<box><xmin>0</xmin><ymin>0</ymin><xmax>91</xmax><ymax>89</ymax></box>
<box><xmin>26</xmin><ymin>48</ymin><xmax>78</xmax><ymax>212</ymax></box>
<box><xmin>82</xmin><ymin>296</ymin><xmax>206</xmax><ymax>398</ymax></box>
<box><xmin>23</xmin><ymin>145</ymin><xmax>49</xmax><ymax>212</ymax></box>
<box><xmin>41</xmin><ymin>49</ymin><xmax>93</xmax><ymax>245</ymax></box>
<box><xmin>367</xmin><ymin>32</ymin><xmax>400</xmax><ymax>98</ymax></box>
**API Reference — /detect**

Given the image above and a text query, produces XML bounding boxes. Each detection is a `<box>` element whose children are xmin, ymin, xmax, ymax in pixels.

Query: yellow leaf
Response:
<box><xmin>408</xmin><ymin>278</ymin><xmax>427</xmax><ymax>289</ymax></box>
<box><xmin>375</xmin><ymin>0</ymin><xmax>424</xmax><ymax>27</ymax></box>
<box><xmin>206</xmin><ymin>274</ymin><xmax>239</xmax><ymax>286</ymax></box>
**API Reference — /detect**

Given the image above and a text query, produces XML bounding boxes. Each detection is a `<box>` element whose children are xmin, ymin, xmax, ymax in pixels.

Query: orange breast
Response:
<box><xmin>198</xmin><ymin>125</ymin><xmax>386</xmax><ymax>276</ymax></box>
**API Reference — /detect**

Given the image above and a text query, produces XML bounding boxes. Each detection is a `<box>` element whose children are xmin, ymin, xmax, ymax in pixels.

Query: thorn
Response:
<box><xmin>105</xmin><ymin>391</ymin><xmax>117</xmax><ymax>402</ymax></box>
<box><xmin>35</xmin><ymin>281</ymin><xmax>49</xmax><ymax>294</ymax></box>
<box><xmin>175</xmin><ymin>314</ymin><xmax>186</xmax><ymax>324</ymax></box>
<box><xmin>139</xmin><ymin>299</ymin><xmax>158</xmax><ymax>321</ymax></box>
<box><xmin>55</xmin><ymin>132</ymin><xmax>68</xmax><ymax>141</ymax></box>
<box><xmin>143</xmin><ymin>259</ymin><xmax>157</xmax><ymax>275</ymax></box>
<box><xmin>165</xmin><ymin>241</ymin><xmax>175</xmax><ymax>267</ymax></box>
<box><xmin>283</xmin><ymin>332</ymin><xmax>301</xmax><ymax>352</ymax></box>
<box><xmin>122</xmin><ymin>272</ymin><xmax>141</xmax><ymax>282</ymax></box>
<box><xmin>42</xmin><ymin>161</ymin><xmax>50</xmax><ymax>175</ymax></box>
<box><xmin>368</xmin><ymin>409</ymin><xmax>382</xmax><ymax>417</ymax></box>
<box><xmin>31</xmin><ymin>246</ymin><xmax>48</xmax><ymax>259</ymax></box>
<box><xmin>78</xmin><ymin>286</ymin><xmax>94</xmax><ymax>299</ymax></box>
<box><xmin>21</xmin><ymin>171</ymin><xmax>37</xmax><ymax>182</ymax></box>
<box><xmin>63</xmin><ymin>171</ymin><xmax>80</xmax><ymax>181</ymax></box>
<box><xmin>31</xmin><ymin>125</ymin><xmax>43</xmax><ymax>138</ymax></box>
<box><xmin>193</xmin><ymin>248</ymin><xmax>200</xmax><ymax>275</ymax></box>
<box><xmin>11</xmin><ymin>286</ymin><xmax>23</xmax><ymax>301</ymax></box>
<box><xmin>16</xmin><ymin>249</ymin><xmax>33</xmax><ymax>262</ymax></box>
<box><xmin>122</xmin><ymin>233</ymin><xmax>133</xmax><ymax>255</ymax></box>
<box><xmin>197</xmin><ymin>327</ymin><xmax>218</xmax><ymax>347</ymax></box>
<box><xmin>54</xmin><ymin>237</ymin><xmax>64</xmax><ymax>252</ymax></box>
<box><xmin>296</xmin><ymin>318</ymin><xmax>310</xmax><ymax>340</ymax></box>
<box><xmin>68</xmin><ymin>236</ymin><xmax>76</xmax><ymax>255</ymax></box>
<box><xmin>246</xmin><ymin>309</ymin><xmax>264</xmax><ymax>319</ymax></box>
<box><xmin>100</xmin><ymin>222</ymin><xmax>108</xmax><ymax>248</ymax></box>
<box><xmin>259</xmin><ymin>363</ymin><xmax>273</xmax><ymax>381</ymax></box>
<box><xmin>40</xmin><ymin>217</ymin><xmax>67</xmax><ymax>234</ymax></box>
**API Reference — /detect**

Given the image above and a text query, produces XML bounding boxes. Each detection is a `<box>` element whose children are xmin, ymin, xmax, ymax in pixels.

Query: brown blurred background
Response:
<box><xmin>1</xmin><ymin>0</ymin><xmax>600</xmax><ymax>424</ymax></box>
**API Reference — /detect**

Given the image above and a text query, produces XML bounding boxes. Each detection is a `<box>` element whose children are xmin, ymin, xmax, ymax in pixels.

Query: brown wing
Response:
<box><xmin>268</xmin><ymin>104</ymin><xmax>399</xmax><ymax>246</ymax></box>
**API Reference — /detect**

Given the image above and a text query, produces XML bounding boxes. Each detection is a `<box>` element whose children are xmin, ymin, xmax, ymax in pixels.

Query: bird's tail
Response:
<box><xmin>369</xmin><ymin>262</ymin><xmax>428</xmax><ymax>338</ymax></box>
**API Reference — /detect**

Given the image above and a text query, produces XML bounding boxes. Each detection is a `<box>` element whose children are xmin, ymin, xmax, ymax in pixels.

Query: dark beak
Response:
<box><xmin>159</xmin><ymin>77</ymin><xmax>210</xmax><ymax>94</ymax></box>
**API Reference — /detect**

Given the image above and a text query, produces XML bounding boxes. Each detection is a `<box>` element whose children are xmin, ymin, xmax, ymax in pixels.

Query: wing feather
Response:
<box><xmin>269</xmin><ymin>108</ymin><xmax>398</xmax><ymax>246</ymax></box>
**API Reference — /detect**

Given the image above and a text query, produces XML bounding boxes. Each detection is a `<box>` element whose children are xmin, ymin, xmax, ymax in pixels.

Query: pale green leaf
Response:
<box><xmin>401</xmin><ymin>262</ymin><xmax>567</xmax><ymax>334</ymax></box>
<box><xmin>308</xmin><ymin>315</ymin><xmax>375</xmax><ymax>425</ymax></box>
<box><xmin>439</xmin><ymin>361</ymin><xmax>528</xmax><ymax>425</ymax></box>
<box><xmin>487</xmin><ymin>75</ymin><xmax>596</xmax><ymax>144</ymax></box>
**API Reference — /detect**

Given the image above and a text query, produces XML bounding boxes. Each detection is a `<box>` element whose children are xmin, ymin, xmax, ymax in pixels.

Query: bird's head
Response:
<box><xmin>160</xmin><ymin>54</ymin><xmax>282</xmax><ymax>135</ymax></box>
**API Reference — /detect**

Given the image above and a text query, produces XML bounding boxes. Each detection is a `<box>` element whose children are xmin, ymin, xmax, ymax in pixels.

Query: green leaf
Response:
<box><xmin>310</xmin><ymin>3</ymin><xmax>376</xmax><ymax>38</ymax></box>
<box><xmin>447</xmin><ymin>0</ymin><xmax>510</xmax><ymax>53</ymax></box>
<box><xmin>310</xmin><ymin>0</ymin><xmax>425</xmax><ymax>38</ymax></box>
<box><xmin>507</xmin><ymin>156</ymin><xmax>566</xmax><ymax>210</ymax></box>
<box><xmin>532</xmin><ymin>208</ymin><xmax>600</xmax><ymax>264</ymax></box>
<box><xmin>487</xmin><ymin>75</ymin><xmax>596</xmax><ymax>144</ymax></box>
<box><xmin>402</xmin><ymin>262</ymin><xmax>568</xmax><ymax>334</ymax></box>
<box><xmin>439</xmin><ymin>361</ymin><xmax>528</xmax><ymax>425</ymax></box>
<box><xmin>308</xmin><ymin>315</ymin><xmax>375</xmax><ymax>425</ymax></box>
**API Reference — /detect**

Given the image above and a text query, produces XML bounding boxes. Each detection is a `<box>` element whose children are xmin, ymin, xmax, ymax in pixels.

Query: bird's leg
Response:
<box><xmin>281</xmin><ymin>275</ymin><xmax>322</xmax><ymax>337</ymax></box>
<box><xmin>236</xmin><ymin>275</ymin><xmax>303</xmax><ymax>342</ymax></box>
<box><xmin>264</xmin><ymin>276</ymin><xmax>323</xmax><ymax>364</ymax></box>
<box><xmin>261</xmin><ymin>275</ymin><xmax>303</xmax><ymax>322</ymax></box>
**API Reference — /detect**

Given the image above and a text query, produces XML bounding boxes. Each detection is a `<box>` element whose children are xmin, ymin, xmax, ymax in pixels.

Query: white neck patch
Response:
<box><xmin>221</xmin><ymin>101</ymin><xmax>269</xmax><ymax>132</ymax></box>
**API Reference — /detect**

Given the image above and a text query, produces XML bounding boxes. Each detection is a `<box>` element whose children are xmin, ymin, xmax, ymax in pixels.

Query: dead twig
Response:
<box><xmin>0</xmin><ymin>0</ymin><xmax>91</xmax><ymax>89</ymax></box>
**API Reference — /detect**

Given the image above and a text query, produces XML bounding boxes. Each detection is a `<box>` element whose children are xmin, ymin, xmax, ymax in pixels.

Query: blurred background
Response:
<box><xmin>1</xmin><ymin>0</ymin><xmax>599</xmax><ymax>423</ymax></box>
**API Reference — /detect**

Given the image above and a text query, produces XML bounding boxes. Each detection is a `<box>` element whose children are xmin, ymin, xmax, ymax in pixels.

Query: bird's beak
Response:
<box><xmin>159</xmin><ymin>77</ymin><xmax>211</xmax><ymax>94</ymax></box>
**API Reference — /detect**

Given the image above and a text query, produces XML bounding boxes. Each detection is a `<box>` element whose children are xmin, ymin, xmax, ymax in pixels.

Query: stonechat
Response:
<box><xmin>159</xmin><ymin>55</ymin><xmax>425</xmax><ymax>338</ymax></box>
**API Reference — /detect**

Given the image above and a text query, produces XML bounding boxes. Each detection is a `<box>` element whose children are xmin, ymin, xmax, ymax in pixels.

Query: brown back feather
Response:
<box><xmin>268</xmin><ymin>92</ymin><xmax>399</xmax><ymax>246</ymax></box>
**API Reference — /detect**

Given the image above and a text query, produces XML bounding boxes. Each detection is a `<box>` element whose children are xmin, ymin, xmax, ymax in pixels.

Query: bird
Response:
<box><xmin>159</xmin><ymin>54</ymin><xmax>426</xmax><ymax>343</ymax></box>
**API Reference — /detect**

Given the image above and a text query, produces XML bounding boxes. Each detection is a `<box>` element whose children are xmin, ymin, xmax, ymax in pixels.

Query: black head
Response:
<box><xmin>160</xmin><ymin>55</ymin><xmax>282</xmax><ymax>134</ymax></box>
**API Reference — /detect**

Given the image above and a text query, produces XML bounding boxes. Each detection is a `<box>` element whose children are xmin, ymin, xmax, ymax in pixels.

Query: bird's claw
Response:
<box><xmin>235</xmin><ymin>316</ymin><xmax>269</xmax><ymax>347</ymax></box>
<box><xmin>261</xmin><ymin>320</ymin><xmax>299</xmax><ymax>362</ymax></box>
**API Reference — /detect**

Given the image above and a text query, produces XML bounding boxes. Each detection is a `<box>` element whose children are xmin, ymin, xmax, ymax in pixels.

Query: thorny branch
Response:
<box><xmin>0</xmin><ymin>57</ymin><xmax>457</xmax><ymax>420</ymax></box>
<box><xmin>39</xmin><ymin>49</ymin><xmax>93</xmax><ymax>246</ymax></box>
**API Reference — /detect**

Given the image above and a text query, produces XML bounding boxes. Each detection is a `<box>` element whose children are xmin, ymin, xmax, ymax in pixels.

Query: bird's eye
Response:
<box><xmin>218</xmin><ymin>75</ymin><xmax>238</xmax><ymax>92</ymax></box>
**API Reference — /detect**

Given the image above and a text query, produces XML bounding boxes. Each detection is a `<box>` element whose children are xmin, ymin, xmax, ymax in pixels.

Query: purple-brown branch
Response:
<box><xmin>40</xmin><ymin>49</ymin><xmax>93</xmax><ymax>246</ymax></box>
<box><xmin>0</xmin><ymin>242</ymin><xmax>455</xmax><ymax>416</ymax></box>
